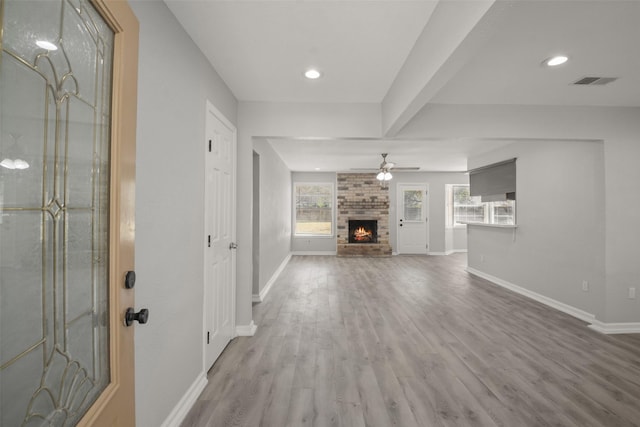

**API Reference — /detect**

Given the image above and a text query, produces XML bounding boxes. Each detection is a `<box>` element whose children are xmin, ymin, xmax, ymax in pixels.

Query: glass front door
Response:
<box><xmin>1</xmin><ymin>0</ymin><xmax>114</xmax><ymax>424</ymax></box>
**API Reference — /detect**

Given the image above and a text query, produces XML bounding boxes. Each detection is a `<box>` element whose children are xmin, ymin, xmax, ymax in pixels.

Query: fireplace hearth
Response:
<box><xmin>348</xmin><ymin>220</ymin><xmax>378</xmax><ymax>243</ymax></box>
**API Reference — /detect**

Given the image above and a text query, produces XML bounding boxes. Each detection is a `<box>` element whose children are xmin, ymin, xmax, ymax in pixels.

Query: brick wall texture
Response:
<box><xmin>336</xmin><ymin>173</ymin><xmax>392</xmax><ymax>256</ymax></box>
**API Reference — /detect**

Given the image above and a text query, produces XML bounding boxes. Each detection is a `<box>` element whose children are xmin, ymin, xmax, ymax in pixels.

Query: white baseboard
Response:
<box><xmin>466</xmin><ymin>267</ymin><xmax>597</xmax><ymax>324</ymax></box>
<box><xmin>588</xmin><ymin>321</ymin><xmax>640</xmax><ymax>334</ymax></box>
<box><xmin>236</xmin><ymin>320</ymin><xmax>257</xmax><ymax>337</ymax></box>
<box><xmin>466</xmin><ymin>267</ymin><xmax>640</xmax><ymax>334</ymax></box>
<box><xmin>291</xmin><ymin>251</ymin><xmax>336</xmax><ymax>256</ymax></box>
<box><xmin>450</xmin><ymin>249</ymin><xmax>468</xmax><ymax>254</ymax></box>
<box><xmin>160</xmin><ymin>372</ymin><xmax>207</xmax><ymax>427</ymax></box>
<box><xmin>427</xmin><ymin>251</ymin><xmax>448</xmax><ymax>256</ymax></box>
<box><xmin>252</xmin><ymin>253</ymin><xmax>291</xmax><ymax>303</ymax></box>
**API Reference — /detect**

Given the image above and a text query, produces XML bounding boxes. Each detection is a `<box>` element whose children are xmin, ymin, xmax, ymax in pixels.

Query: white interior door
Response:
<box><xmin>204</xmin><ymin>101</ymin><xmax>236</xmax><ymax>370</ymax></box>
<box><xmin>396</xmin><ymin>184</ymin><xmax>428</xmax><ymax>254</ymax></box>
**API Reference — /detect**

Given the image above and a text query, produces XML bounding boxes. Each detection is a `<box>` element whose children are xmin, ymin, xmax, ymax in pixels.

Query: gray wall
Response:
<box><xmin>130</xmin><ymin>2</ymin><xmax>237</xmax><ymax>426</ymax></box>
<box><xmin>389</xmin><ymin>172</ymin><xmax>469</xmax><ymax>254</ymax></box>
<box><xmin>467</xmin><ymin>140</ymin><xmax>606</xmax><ymax>318</ymax></box>
<box><xmin>399</xmin><ymin>104</ymin><xmax>640</xmax><ymax>323</ymax></box>
<box><xmin>252</xmin><ymin>139</ymin><xmax>292</xmax><ymax>297</ymax></box>
<box><xmin>291</xmin><ymin>172</ymin><xmax>338</xmax><ymax>253</ymax></box>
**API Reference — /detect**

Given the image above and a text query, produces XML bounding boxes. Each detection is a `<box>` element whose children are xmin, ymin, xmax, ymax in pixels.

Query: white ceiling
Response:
<box><xmin>267</xmin><ymin>138</ymin><xmax>515</xmax><ymax>172</ymax></box>
<box><xmin>165</xmin><ymin>0</ymin><xmax>436</xmax><ymax>103</ymax></box>
<box><xmin>165</xmin><ymin>0</ymin><xmax>640</xmax><ymax>172</ymax></box>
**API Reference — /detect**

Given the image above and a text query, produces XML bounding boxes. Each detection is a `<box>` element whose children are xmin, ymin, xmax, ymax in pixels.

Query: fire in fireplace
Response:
<box><xmin>348</xmin><ymin>219</ymin><xmax>378</xmax><ymax>243</ymax></box>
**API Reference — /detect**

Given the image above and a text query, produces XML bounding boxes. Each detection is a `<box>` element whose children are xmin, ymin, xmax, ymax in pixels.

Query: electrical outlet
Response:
<box><xmin>629</xmin><ymin>287</ymin><xmax>636</xmax><ymax>299</ymax></box>
<box><xmin>582</xmin><ymin>280</ymin><xmax>589</xmax><ymax>292</ymax></box>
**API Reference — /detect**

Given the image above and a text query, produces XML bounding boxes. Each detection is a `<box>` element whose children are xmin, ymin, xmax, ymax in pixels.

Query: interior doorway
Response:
<box><xmin>203</xmin><ymin>100</ymin><xmax>237</xmax><ymax>370</ymax></box>
<box><xmin>252</xmin><ymin>151</ymin><xmax>260</xmax><ymax>300</ymax></box>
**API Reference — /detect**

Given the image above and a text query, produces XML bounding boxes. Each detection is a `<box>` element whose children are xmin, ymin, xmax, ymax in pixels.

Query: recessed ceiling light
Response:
<box><xmin>36</xmin><ymin>40</ymin><xmax>58</xmax><ymax>51</ymax></box>
<box><xmin>304</xmin><ymin>69</ymin><xmax>321</xmax><ymax>79</ymax></box>
<box><xmin>314</xmin><ymin>167</ymin><xmax>321</xmax><ymax>171</ymax></box>
<box><xmin>544</xmin><ymin>55</ymin><xmax>568</xmax><ymax>67</ymax></box>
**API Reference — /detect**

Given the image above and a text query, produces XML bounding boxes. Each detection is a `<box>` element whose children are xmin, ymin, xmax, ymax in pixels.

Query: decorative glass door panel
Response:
<box><xmin>1</xmin><ymin>0</ymin><xmax>114</xmax><ymax>425</ymax></box>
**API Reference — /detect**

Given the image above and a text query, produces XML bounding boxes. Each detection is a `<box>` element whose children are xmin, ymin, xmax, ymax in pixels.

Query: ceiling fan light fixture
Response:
<box><xmin>376</xmin><ymin>153</ymin><xmax>394</xmax><ymax>182</ymax></box>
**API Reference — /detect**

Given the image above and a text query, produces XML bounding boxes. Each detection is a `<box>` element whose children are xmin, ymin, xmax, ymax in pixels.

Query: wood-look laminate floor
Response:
<box><xmin>181</xmin><ymin>254</ymin><xmax>640</xmax><ymax>427</ymax></box>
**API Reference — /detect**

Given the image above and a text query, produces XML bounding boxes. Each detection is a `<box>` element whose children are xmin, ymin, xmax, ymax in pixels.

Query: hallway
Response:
<box><xmin>181</xmin><ymin>254</ymin><xmax>640</xmax><ymax>427</ymax></box>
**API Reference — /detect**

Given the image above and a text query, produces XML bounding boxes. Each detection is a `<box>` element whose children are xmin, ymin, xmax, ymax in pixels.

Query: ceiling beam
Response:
<box><xmin>381</xmin><ymin>0</ymin><xmax>505</xmax><ymax>137</ymax></box>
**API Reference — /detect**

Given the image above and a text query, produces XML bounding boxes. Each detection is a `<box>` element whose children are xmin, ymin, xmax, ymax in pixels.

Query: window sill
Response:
<box><xmin>458</xmin><ymin>221</ymin><xmax>518</xmax><ymax>229</ymax></box>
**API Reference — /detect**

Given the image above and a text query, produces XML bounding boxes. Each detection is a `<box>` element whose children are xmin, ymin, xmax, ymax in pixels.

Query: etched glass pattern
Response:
<box><xmin>0</xmin><ymin>0</ymin><xmax>114</xmax><ymax>425</ymax></box>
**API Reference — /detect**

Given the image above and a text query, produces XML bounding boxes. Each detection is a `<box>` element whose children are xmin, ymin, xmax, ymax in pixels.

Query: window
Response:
<box><xmin>452</xmin><ymin>185</ymin><xmax>485</xmax><ymax>225</ymax></box>
<box><xmin>294</xmin><ymin>183</ymin><xmax>333</xmax><ymax>236</ymax></box>
<box><xmin>449</xmin><ymin>185</ymin><xmax>516</xmax><ymax>226</ymax></box>
<box><xmin>403</xmin><ymin>189</ymin><xmax>423</xmax><ymax>221</ymax></box>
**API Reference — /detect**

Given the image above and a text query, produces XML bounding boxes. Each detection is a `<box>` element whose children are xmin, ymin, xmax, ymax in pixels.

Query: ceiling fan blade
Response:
<box><xmin>392</xmin><ymin>167</ymin><xmax>421</xmax><ymax>170</ymax></box>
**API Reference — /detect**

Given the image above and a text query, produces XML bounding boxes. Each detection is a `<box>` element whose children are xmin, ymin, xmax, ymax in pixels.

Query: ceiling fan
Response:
<box><xmin>350</xmin><ymin>153</ymin><xmax>420</xmax><ymax>173</ymax></box>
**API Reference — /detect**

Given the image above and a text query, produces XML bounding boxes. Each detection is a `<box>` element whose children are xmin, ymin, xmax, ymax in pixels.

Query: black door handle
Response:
<box><xmin>124</xmin><ymin>308</ymin><xmax>149</xmax><ymax>326</ymax></box>
<box><xmin>399</xmin><ymin>224</ymin><xmax>403</xmax><ymax>227</ymax></box>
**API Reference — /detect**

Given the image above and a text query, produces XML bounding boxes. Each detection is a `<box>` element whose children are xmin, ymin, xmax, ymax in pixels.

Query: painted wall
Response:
<box><xmin>130</xmin><ymin>2</ymin><xmax>237</xmax><ymax>426</ymax></box>
<box><xmin>252</xmin><ymin>139</ymin><xmax>291</xmax><ymax>298</ymax></box>
<box><xmin>398</xmin><ymin>104</ymin><xmax>640</xmax><ymax>323</ymax></box>
<box><xmin>236</xmin><ymin>102</ymin><xmax>381</xmax><ymax>328</ymax></box>
<box><xmin>467</xmin><ymin>140</ymin><xmax>606</xmax><ymax>319</ymax></box>
<box><xmin>388</xmin><ymin>172</ymin><xmax>468</xmax><ymax>254</ymax></box>
<box><xmin>291</xmin><ymin>172</ymin><xmax>338</xmax><ymax>253</ymax></box>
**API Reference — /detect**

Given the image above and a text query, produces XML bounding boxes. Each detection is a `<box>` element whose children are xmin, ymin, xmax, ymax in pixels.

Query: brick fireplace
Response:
<box><xmin>336</xmin><ymin>173</ymin><xmax>392</xmax><ymax>257</ymax></box>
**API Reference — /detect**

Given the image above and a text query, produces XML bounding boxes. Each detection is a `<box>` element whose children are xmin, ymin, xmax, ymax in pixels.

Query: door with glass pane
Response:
<box><xmin>0</xmin><ymin>0</ymin><xmax>139</xmax><ymax>425</ymax></box>
<box><xmin>396</xmin><ymin>184</ymin><xmax>428</xmax><ymax>254</ymax></box>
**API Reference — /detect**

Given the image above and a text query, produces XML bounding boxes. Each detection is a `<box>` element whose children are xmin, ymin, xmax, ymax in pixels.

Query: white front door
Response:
<box><xmin>204</xmin><ymin>101</ymin><xmax>237</xmax><ymax>370</ymax></box>
<box><xmin>396</xmin><ymin>184</ymin><xmax>428</xmax><ymax>254</ymax></box>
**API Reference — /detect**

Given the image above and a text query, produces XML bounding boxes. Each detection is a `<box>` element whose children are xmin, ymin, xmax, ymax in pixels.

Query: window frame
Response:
<box><xmin>448</xmin><ymin>184</ymin><xmax>516</xmax><ymax>227</ymax></box>
<box><xmin>293</xmin><ymin>181</ymin><xmax>335</xmax><ymax>238</ymax></box>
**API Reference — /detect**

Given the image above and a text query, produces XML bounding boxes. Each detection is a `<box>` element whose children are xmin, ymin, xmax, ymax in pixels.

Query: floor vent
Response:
<box><xmin>573</xmin><ymin>76</ymin><xmax>618</xmax><ymax>85</ymax></box>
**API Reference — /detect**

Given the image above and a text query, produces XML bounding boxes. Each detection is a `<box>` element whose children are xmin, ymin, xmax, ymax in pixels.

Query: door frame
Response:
<box><xmin>202</xmin><ymin>99</ymin><xmax>237</xmax><ymax>372</ymax></box>
<box><xmin>78</xmin><ymin>0</ymin><xmax>139</xmax><ymax>425</ymax></box>
<box><xmin>395</xmin><ymin>183</ymin><xmax>429</xmax><ymax>255</ymax></box>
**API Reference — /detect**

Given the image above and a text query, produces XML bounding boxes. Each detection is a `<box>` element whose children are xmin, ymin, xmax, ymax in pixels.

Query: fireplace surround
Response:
<box><xmin>336</xmin><ymin>173</ymin><xmax>392</xmax><ymax>256</ymax></box>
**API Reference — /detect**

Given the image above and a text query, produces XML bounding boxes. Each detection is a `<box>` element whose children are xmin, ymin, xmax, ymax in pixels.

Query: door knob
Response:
<box><xmin>124</xmin><ymin>308</ymin><xmax>149</xmax><ymax>326</ymax></box>
<box><xmin>229</xmin><ymin>242</ymin><xmax>238</xmax><ymax>250</ymax></box>
<box><xmin>399</xmin><ymin>224</ymin><xmax>403</xmax><ymax>227</ymax></box>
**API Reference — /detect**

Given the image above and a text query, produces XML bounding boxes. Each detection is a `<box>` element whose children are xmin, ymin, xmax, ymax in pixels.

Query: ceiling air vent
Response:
<box><xmin>573</xmin><ymin>76</ymin><xmax>618</xmax><ymax>85</ymax></box>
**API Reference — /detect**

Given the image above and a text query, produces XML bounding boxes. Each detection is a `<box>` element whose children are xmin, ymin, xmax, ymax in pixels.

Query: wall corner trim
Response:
<box><xmin>236</xmin><ymin>321</ymin><xmax>258</xmax><ymax>337</ymax></box>
<box><xmin>465</xmin><ymin>267</ymin><xmax>597</xmax><ymax>324</ymax></box>
<box><xmin>159</xmin><ymin>372</ymin><xmax>207</xmax><ymax>427</ymax></box>
<box><xmin>253</xmin><ymin>253</ymin><xmax>292</xmax><ymax>303</ymax></box>
<box><xmin>588</xmin><ymin>321</ymin><xmax>640</xmax><ymax>334</ymax></box>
